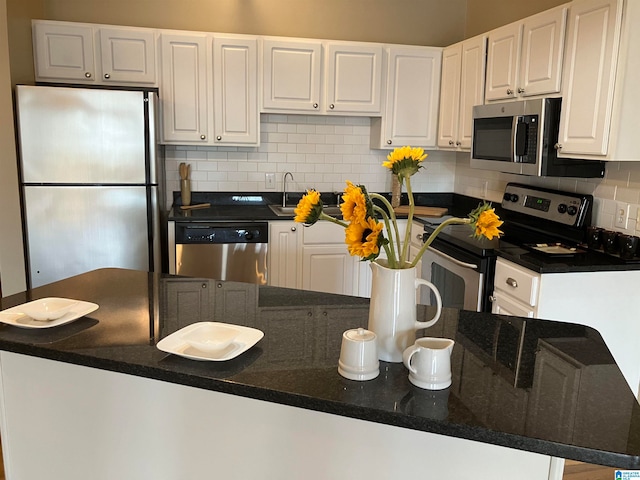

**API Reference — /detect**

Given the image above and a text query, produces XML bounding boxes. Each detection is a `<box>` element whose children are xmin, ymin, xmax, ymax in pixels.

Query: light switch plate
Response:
<box><xmin>615</xmin><ymin>202</ymin><xmax>630</xmax><ymax>229</ymax></box>
<box><xmin>265</xmin><ymin>173</ymin><xmax>275</xmax><ymax>189</ymax></box>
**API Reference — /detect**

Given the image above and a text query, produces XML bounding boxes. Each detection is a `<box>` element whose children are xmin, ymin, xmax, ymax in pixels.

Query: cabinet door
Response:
<box><xmin>302</xmin><ymin>245</ymin><xmax>356</xmax><ymax>296</ymax></box>
<box><xmin>325</xmin><ymin>43</ymin><xmax>382</xmax><ymax>114</ymax></box>
<box><xmin>490</xmin><ymin>291</ymin><xmax>535</xmax><ymax>318</ymax></box>
<box><xmin>485</xmin><ymin>22</ymin><xmax>522</xmax><ymax>101</ymax></box>
<box><xmin>557</xmin><ymin>0</ymin><xmax>623</xmax><ymax>156</ymax></box>
<box><xmin>268</xmin><ymin>222</ymin><xmax>301</xmax><ymax>289</ymax></box>
<box><xmin>33</xmin><ymin>22</ymin><xmax>95</xmax><ymax>82</ymax></box>
<box><xmin>437</xmin><ymin>43</ymin><xmax>462</xmax><ymax>149</ymax></box>
<box><xmin>262</xmin><ymin>39</ymin><xmax>322</xmax><ymax>112</ymax></box>
<box><xmin>458</xmin><ymin>35</ymin><xmax>487</xmax><ymax>149</ymax></box>
<box><xmin>379</xmin><ymin>46</ymin><xmax>442</xmax><ymax>148</ymax></box>
<box><xmin>519</xmin><ymin>6</ymin><xmax>567</xmax><ymax>97</ymax></box>
<box><xmin>212</xmin><ymin>36</ymin><xmax>259</xmax><ymax>145</ymax></box>
<box><xmin>99</xmin><ymin>27</ymin><xmax>156</xmax><ymax>84</ymax></box>
<box><xmin>160</xmin><ymin>33</ymin><xmax>210</xmax><ymax>144</ymax></box>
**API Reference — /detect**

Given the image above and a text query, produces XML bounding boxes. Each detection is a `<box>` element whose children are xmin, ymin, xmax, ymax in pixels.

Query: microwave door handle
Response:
<box><xmin>426</xmin><ymin>246</ymin><xmax>478</xmax><ymax>270</ymax></box>
<box><xmin>511</xmin><ymin>116</ymin><xmax>518</xmax><ymax>162</ymax></box>
<box><xmin>515</xmin><ymin>118</ymin><xmax>528</xmax><ymax>158</ymax></box>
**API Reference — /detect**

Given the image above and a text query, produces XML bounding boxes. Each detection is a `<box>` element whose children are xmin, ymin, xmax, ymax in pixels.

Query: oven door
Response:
<box><xmin>421</xmin><ymin>245</ymin><xmax>483</xmax><ymax>312</ymax></box>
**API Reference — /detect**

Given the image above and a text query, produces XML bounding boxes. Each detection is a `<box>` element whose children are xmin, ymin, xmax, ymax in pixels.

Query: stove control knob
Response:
<box><xmin>505</xmin><ymin>193</ymin><xmax>519</xmax><ymax>203</ymax></box>
<box><xmin>558</xmin><ymin>203</ymin><xmax>568</xmax><ymax>214</ymax></box>
<box><xmin>567</xmin><ymin>205</ymin><xmax>578</xmax><ymax>216</ymax></box>
<box><xmin>503</xmin><ymin>193</ymin><xmax>510</xmax><ymax>201</ymax></box>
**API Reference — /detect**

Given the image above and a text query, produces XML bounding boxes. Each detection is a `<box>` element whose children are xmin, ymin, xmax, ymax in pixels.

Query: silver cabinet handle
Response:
<box><xmin>455</xmin><ymin>141</ymin><xmax>461</xmax><ymax>146</ymax></box>
<box><xmin>313</xmin><ymin>103</ymin><xmax>319</xmax><ymax>109</ymax></box>
<box><xmin>489</xmin><ymin>295</ymin><xmax>496</xmax><ymax>303</ymax></box>
<box><xmin>104</xmin><ymin>73</ymin><xmax>111</xmax><ymax>79</ymax></box>
<box><xmin>448</xmin><ymin>140</ymin><xmax>454</xmax><ymax>146</ymax></box>
<box><xmin>329</xmin><ymin>104</ymin><xmax>335</xmax><ymax>109</ymax></box>
<box><xmin>85</xmin><ymin>72</ymin><xmax>92</xmax><ymax>78</ymax></box>
<box><xmin>506</xmin><ymin>277</ymin><xmax>518</xmax><ymax>288</ymax></box>
<box><xmin>291</xmin><ymin>226</ymin><xmax>297</xmax><ymax>232</ymax></box>
<box><xmin>517</xmin><ymin>87</ymin><xmax>525</xmax><ymax>93</ymax></box>
<box><xmin>506</xmin><ymin>88</ymin><xmax>513</xmax><ymax>95</ymax></box>
<box><xmin>200</xmin><ymin>135</ymin><xmax>206</xmax><ymax>140</ymax></box>
<box><xmin>554</xmin><ymin>143</ymin><xmax>562</xmax><ymax>150</ymax></box>
<box><xmin>416</xmin><ymin>234</ymin><xmax>423</xmax><ymax>240</ymax></box>
<box><xmin>386</xmin><ymin>140</ymin><xmax>392</xmax><ymax>145</ymax></box>
<box><xmin>216</xmin><ymin>136</ymin><xmax>222</xmax><ymax>141</ymax></box>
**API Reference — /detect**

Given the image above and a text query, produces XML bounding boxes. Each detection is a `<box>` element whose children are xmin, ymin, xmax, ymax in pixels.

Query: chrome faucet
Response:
<box><xmin>282</xmin><ymin>172</ymin><xmax>294</xmax><ymax>207</ymax></box>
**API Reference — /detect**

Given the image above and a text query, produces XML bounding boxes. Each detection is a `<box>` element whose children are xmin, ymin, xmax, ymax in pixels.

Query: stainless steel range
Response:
<box><xmin>420</xmin><ymin>183</ymin><xmax>596</xmax><ymax>313</ymax></box>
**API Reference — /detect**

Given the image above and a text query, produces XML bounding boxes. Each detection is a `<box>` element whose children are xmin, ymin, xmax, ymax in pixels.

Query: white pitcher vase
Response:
<box><xmin>367</xmin><ymin>259</ymin><xmax>442</xmax><ymax>363</ymax></box>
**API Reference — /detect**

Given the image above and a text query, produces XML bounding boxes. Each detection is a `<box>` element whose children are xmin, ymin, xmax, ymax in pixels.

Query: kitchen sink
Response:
<box><xmin>268</xmin><ymin>205</ymin><xmax>342</xmax><ymax>217</ymax></box>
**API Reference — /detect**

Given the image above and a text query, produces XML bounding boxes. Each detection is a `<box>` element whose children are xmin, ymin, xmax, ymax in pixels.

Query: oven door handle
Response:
<box><xmin>426</xmin><ymin>246</ymin><xmax>479</xmax><ymax>270</ymax></box>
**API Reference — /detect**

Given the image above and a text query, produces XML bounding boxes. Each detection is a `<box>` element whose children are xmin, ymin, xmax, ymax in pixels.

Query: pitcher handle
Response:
<box><xmin>402</xmin><ymin>344</ymin><xmax>420</xmax><ymax>374</ymax></box>
<box><xmin>414</xmin><ymin>278</ymin><xmax>442</xmax><ymax>330</ymax></box>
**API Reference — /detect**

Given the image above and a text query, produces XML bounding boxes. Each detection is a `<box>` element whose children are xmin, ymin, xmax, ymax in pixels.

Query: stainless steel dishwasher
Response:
<box><xmin>174</xmin><ymin>223</ymin><xmax>268</xmax><ymax>284</ymax></box>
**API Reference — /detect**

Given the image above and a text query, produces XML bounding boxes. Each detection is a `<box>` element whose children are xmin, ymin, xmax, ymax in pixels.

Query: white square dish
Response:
<box><xmin>0</xmin><ymin>298</ymin><xmax>99</xmax><ymax>329</ymax></box>
<box><xmin>157</xmin><ymin>322</ymin><xmax>264</xmax><ymax>361</ymax></box>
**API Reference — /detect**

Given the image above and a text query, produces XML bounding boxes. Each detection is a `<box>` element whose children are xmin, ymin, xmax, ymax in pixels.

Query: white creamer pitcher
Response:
<box><xmin>367</xmin><ymin>260</ymin><xmax>442</xmax><ymax>363</ymax></box>
<box><xmin>402</xmin><ymin>337</ymin><xmax>455</xmax><ymax>390</ymax></box>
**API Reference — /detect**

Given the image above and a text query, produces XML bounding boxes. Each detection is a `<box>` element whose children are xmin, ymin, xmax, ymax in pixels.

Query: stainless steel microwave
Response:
<box><xmin>470</xmin><ymin>98</ymin><xmax>605</xmax><ymax>178</ymax></box>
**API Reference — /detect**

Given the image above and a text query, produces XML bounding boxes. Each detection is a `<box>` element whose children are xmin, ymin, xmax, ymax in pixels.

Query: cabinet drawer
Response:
<box><xmin>302</xmin><ymin>221</ymin><xmax>346</xmax><ymax>245</ymax></box>
<box><xmin>494</xmin><ymin>259</ymin><xmax>539</xmax><ymax>307</ymax></box>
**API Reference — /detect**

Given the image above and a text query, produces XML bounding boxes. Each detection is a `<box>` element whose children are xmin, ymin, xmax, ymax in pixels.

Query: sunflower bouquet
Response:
<box><xmin>294</xmin><ymin>146</ymin><xmax>503</xmax><ymax>269</ymax></box>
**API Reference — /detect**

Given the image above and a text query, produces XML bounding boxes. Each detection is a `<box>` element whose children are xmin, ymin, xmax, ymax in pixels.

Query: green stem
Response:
<box><xmin>373</xmin><ymin>205</ymin><xmax>398</xmax><ymax>268</ymax></box>
<box><xmin>400</xmin><ymin>175</ymin><xmax>414</xmax><ymax>265</ymax></box>
<box><xmin>317</xmin><ymin>212</ymin><xmax>348</xmax><ymax>228</ymax></box>
<box><xmin>370</xmin><ymin>192</ymin><xmax>402</xmax><ymax>265</ymax></box>
<box><xmin>410</xmin><ymin>217</ymin><xmax>471</xmax><ymax>268</ymax></box>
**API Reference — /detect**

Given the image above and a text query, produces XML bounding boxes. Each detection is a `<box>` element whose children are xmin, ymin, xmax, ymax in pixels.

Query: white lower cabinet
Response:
<box><xmin>492</xmin><ymin>257</ymin><xmax>640</xmax><ymax>399</ymax></box>
<box><xmin>301</xmin><ymin>222</ymin><xmax>358</xmax><ymax>296</ymax></box>
<box><xmin>268</xmin><ymin>221</ymin><xmax>302</xmax><ymax>289</ymax></box>
<box><xmin>269</xmin><ymin>220</ymin><xmax>416</xmax><ymax>298</ymax></box>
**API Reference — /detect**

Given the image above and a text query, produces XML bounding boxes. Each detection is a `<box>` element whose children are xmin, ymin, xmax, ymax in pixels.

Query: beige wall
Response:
<box><xmin>0</xmin><ymin>0</ymin><xmax>27</xmax><ymax>296</ymax></box>
<box><xmin>465</xmin><ymin>0</ymin><xmax>568</xmax><ymax>37</ymax></box>
<box><xmin>42</xmin><ymin>0</ymin><xmax>467</xmax><ymax>46</ymax></box>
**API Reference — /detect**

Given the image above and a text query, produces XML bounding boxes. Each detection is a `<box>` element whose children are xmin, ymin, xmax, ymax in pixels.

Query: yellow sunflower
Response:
<box><xmin>469</xmin><ymin>203</ymin><xmax>504</xmax><ymax>240</ymax></box>
<box><xmin>340</xmin><ymin>181</ymin><xmax>371</xmax><ymax>225</ymax></box>
<box><xmin>345</xmin><ymin>217</ymin><xmax>384</xmax><ymax>260</ymax></box>
<box><xmin>294</xmin><ymin>189</ymin><xmax>323</xmax><ymax>225</ymax></box>
<box><xmin>382</xmin><ymin>146</ymin><xmax>427</xmax><ymax>181</ymax></box>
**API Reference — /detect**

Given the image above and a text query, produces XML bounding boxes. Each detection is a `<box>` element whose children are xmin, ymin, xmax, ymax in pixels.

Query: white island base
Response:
<box><xmin>0</xmin><ymin>352</ymin><xmax>564</xmax><ymax>480</ymax></box>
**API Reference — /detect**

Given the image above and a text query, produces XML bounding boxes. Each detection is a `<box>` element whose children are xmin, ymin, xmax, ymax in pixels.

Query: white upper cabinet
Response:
<box><xmin>262</xmin><ymin>38</ymin><xmax>382</xmax><ymax>115</ymax></box>
<box><xmin>485</xmin><ymin>5</ymin><xmax>567</xmax><ymax>101</ymax></box>
<box><xmin>262</xmin><ymin>38</ymin><xmax>323</xmax><ymax>112</ymax></box>
<box><xmin>160</xmin><ymin>32</ymin><xmax>209</xmax><ymax>144</ymax></box>
<box><xmin>371</xmin><ymin>46</ymin><xmax>442</xmax><ymax>149</ymax></box>
<box><xmin>99</xmin><ymin>27</ymin><xmax>156</xmax><ymax>84</ymax></box>
<box><xmin>437</xmin><ymin>35</ymin><xmax>486</xmax><ymax>150</ymax></box>
<box><xmin>33</xmin><ymin>20</ymin><xmax>157</xmax><ymax>86</ymax></box>
<box><xmin>212</xmin><ymin>35</ymin><xmax>259</xmax><ymax>145</ymax></box>
<box><xmin>557</xmin><ymin>0</ymin><xmax>631</xmax><ymax>160</ymax></box>
<box><xmin>325</xmin><ymin>43</ymin><xmax>383</xmax><ymax>114</ymax></box>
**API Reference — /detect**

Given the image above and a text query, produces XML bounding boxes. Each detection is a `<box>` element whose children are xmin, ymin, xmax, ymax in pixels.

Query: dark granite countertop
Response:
<box><xmin>0</xmin><ymin>268</ymin><xmax>638</xmax><ymax>469</ymax></box>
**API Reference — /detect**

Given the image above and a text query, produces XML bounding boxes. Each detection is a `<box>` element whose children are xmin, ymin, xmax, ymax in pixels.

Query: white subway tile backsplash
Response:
<box><xmin>165</xmin><ymin>115</ymin><xmax>455</xmax><ymax>209</ymax></box>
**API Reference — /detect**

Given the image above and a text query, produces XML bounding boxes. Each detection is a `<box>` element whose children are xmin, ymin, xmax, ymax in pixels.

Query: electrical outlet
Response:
<box><xmin>614</xmin><ymin>202</ymin><xmax>630</xmax><ymax>229</ymax></box>
<box><xmin>265</xmin><ymin>173</ymin><xmax>275</xmax><ymax>189</ymax></box>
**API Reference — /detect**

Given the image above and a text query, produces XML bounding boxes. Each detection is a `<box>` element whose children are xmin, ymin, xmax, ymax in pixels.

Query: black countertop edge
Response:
<box><xmin>497</xmin><ymin>249</ymin><xmax>640</xmax><ymax>273</ymax></box>
<box><xmin>2</xmin><ymin>340</ymin><xmax>637</xmax><ymax>469</ymax></box>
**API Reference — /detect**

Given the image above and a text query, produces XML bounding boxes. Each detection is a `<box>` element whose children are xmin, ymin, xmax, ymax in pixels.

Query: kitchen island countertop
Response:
<box><xmin>0</xmin><ymin>268</ymin><xmax>638</xmax><ymax>477</ymax></box>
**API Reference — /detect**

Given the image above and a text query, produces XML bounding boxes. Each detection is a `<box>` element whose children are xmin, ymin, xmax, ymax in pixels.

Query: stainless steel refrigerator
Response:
<box><xmin>16</xmin><ymin>85</ymin><xmax>163</xmax><ymax>288</ymax></box>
